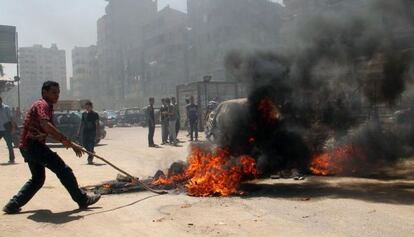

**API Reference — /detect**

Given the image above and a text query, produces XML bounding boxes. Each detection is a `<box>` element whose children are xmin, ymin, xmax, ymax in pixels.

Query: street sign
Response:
<box><xmin>0</xmin><ymin>25</ymin><xmax>17</xmax><ymax>63</ymax></box>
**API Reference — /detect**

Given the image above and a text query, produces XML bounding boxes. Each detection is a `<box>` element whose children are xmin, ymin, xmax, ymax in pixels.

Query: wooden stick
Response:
<box><xmin>75</xmin><ymin>143</ymin><xmax>168</xmax><ymax>195</ymax></box>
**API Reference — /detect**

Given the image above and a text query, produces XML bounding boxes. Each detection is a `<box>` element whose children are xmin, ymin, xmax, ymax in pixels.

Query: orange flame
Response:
<box><xmin>310</xmin><ymin>145</ymin><xmax>364</xmax><ymax>176</ymax></box>
<box><xmin>153</xmin><ymin>146</ymin><xmax>257</xmax><ymax>197</ymax></box>
<box><xmin>257</xmin><ymin>98</ymin><xmax>280</xmax><ymax>125</ymax></box>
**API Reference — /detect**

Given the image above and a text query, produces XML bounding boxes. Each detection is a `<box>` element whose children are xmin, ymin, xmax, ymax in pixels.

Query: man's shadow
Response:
<box><xmin>20</xmin><ymin>195</ymin><xmax>159</xmax><ymax>224</ymax></box>
<box><xmin>21</xmin><ymin>207</ymin><xmax>101</xmax><ymax>224</ymax></box>
<box><xmin>0</xmin><ymin>162</ymin><xmax>18</xmax><ymax>166</ymax></box>
<box><xmin>82</xmin><ymin>163</ymin><xmax>107</xmax><ymax>167</ymax></box>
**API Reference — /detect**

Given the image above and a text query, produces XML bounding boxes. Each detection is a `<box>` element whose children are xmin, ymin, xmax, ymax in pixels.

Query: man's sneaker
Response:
<box><xmin>3</xmin><ymin>203</ymin><xmax>21</xmax><ymax>214</ymax></box>
<box><xmin>79</xmin><ymin>194</ymin><xmax>101</xmax><ymax>209</ymax></box>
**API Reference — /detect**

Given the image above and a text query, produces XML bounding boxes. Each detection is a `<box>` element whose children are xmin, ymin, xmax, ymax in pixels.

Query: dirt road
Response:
<box><xmin>0</xmin><ymin>127</ymin><xmax>413</xmax><ymax>237</ymax></box>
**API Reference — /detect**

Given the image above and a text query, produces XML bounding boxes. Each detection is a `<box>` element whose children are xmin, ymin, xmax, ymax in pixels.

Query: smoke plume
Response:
<box><xmin>217</xmin><ymin>0</ymin><xmax>414</xmax><ymax>175</ymax></box>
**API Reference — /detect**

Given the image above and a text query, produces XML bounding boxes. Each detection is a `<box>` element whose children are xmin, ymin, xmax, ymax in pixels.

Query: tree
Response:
<box><xmin>0</xmin><ymin>64</ymin><xmax>4</xmax><ymax>77</ymax></box>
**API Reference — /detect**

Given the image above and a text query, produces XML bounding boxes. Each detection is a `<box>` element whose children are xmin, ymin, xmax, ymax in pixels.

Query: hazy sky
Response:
<box><xmin>0</xmin><ymin>0</ymin><xmax>282</xmax><ymax>80</ymax></box>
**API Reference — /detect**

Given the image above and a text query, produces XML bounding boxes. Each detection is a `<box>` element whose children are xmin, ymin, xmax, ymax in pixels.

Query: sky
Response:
<box><xmin>0</xmin><ymin>0</ymin><xmax>282</xmax><ymax>82</ymax></box>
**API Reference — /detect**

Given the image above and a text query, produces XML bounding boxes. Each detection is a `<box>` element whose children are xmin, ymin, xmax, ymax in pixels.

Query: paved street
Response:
<box><xmin>0</xmin><ymin>127</ymin><xmax>413</xmax><ymax>237</ymax></box>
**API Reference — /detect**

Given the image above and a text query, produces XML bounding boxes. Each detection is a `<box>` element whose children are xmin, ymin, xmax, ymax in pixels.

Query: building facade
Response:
<box><xmin>19</xmin><ymin>44</ymin><xmax>67</xmax><ymax>109</ymax></box>
<box><xmin>97</xmin><ymin>0</ymin><xmax>158</xmax><ymax>109</ymax></box>
<box><xmin>71</xmin><ymin>45</ymin><xmax>99</xmax><ymax>103</ymax></box>
<box><xmin>95</xmin><ymin>0</ymin><xmax>286</xmax><ymax>109</ymax></box>
<box><xmin>187</xmin><ymin>0</ymin><xmax>285</xmax><ymax>82</ymax></box>
<box><xmin>140</xmin><ymin>6</ymin><xmax>189</xmax><ymax>101</ymax></box>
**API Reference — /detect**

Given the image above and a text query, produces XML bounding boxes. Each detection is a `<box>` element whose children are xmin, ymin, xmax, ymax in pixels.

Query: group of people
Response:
<box><xmin>0</xmin><ymin>80</ymin><xmax>203</xmax><ymax>215</ymax></box>
<box><xmin>160</xmin><ymin>97</ymin><xmax>180</xmax><ymax>146</ymax></box>
<box><xmin>146</xmin><ymin>95</ymin><xmax>199</xmax><ymax>148</ymax></box>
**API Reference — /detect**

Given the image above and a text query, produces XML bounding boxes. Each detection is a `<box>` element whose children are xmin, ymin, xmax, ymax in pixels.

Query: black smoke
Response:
<box><xmin>217</xmin><ymin>0</ymin><xmax>414</xmax><ymax>175</ymax></box>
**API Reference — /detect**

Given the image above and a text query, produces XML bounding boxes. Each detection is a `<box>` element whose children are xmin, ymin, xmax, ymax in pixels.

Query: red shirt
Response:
<box><xmin>20</xmin><ymin>98</ymin><xmax>54</xmax><ymax>148</ymax></box>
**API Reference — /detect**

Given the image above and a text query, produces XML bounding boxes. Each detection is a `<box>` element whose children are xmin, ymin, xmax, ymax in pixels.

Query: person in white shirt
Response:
<box><xmin>0</xmin><ymin>97</ymin><xmax>15</xmax><ymax>163</ymax></box>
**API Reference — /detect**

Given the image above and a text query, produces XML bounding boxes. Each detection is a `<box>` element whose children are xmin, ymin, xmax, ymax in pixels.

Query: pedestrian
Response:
<box><xmin>160</xmin><ymin>98</ymin><xmax>169</xmax><ymax>145</ymax></box>
<box><xmin>14</xmin><ymin>107</ymin><xmax>22</xmax><ymax>125</ymax></box>
<box><xmin>186</xmin><ymin>96</ymin><xmax>199</xmax><ymax>141</ymax></box>
<box><xmin>12</xmin><ymin>107</ymin><xmax>22</xmax><ymax>148</ymax></box>
<box><xmin>146</xmin><ymin>97</ymin><xmax>157</xmax><ymax>147</ymax></box>
<box><xmin>78</xmin><ymin>101</ymin><xmax>100</xmax><ymax>165</ymax></box>
<box><xmin>3</xmin><ymin>81</ymin><xmax>100</xmax><ymax>214</ymax></box>
<box><xmin>0</xmin><ymin>96</ymin><xmax>15</xmax><ymax>163</ymax></box>
<box><xmin>184</xmin><ymin>98</ymin><xmax>190</xmax><ymax>137</ymax></box>
<box><xmin>167</xmin><ymin>98</ymin><xmax>178</xmax><ymax>146</ymax></box>
<box><xmin>205</xmin><ymin>100</ymin><xmax>218</xmax><ymax>122</ymax></box>
<box><xmin>11</xmin><ymin>107</ymin><xmax>15</xmax><ymax>120</ymax></box>
<box><xmin>171</xmin><ymin>97</ymin><xmax>180</xmax><ymax>139</ymax></box>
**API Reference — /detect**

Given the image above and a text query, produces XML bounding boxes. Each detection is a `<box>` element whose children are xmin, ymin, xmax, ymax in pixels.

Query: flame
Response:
<box><xmin>257</xmin><ymin>98</ymin><xmax>279</xmax><ymax>125</ymax></box>
<box><xmin>310</xmin><ymin>145</ymin><xmax>365</xmax><ymax>176</ymax></box>
<box><xmin>153</xmin><ymin>146</ymin><xmax>257</xmax><ymax>196</ymax></box>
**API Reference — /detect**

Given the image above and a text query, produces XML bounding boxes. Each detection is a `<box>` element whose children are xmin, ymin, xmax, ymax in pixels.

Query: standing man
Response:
<box><xmin>186</xmin><ymin>96</ymin><xmax>199</xmax><ymax>141</ymax></box>
<box><xmin>12</xmin><ymin>107</ymin><xmax>23</xmax><ymax>148</ymax></box>
<box><xmin>15</xmin><ymin>107</ymin><xmax>22</xmax><ymax>126</ymax></box>
<box><xmin>78</xmin><ymin>101</ymin><xmax>100</xmax><ymax>165</ymax></box>
<box><xmin>184</xmin><ymin>98</ymin><xmax>191</xmax><ymax>137</ymax></box>
<box><xmin>171</xmin><ymin>97</ymin><xmax>180</xmax><ymax>139</ymax></box>
<box><xmin>146</xmin><ymin>97</ymin><xmax>156</xmax><ymax>147</ymax></box>
<box><xmin>3</xmin><ymin>81</ymin><xmax>100</xmax><ymax>214</ymax></box>
<box><xmin>160</xmin><ymin>98</ymin><xmax>169</xmax><ymax>145</ymax></box>
<box><xmin>167</xmin><ymin>98</ymin><xmax>178</xmax><ymax>146</ymax></box>
<box><xmin>0</xmin><ymin>96</ymin><xmax>15</xmax><ymax>163</ymax></box>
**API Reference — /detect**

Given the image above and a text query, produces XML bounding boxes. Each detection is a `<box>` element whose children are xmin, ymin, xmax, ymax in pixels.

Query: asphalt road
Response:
<box><xmin>0</xmin><ymin>126</ymin><xmax>413</xmax><ymax>237</ymax></box>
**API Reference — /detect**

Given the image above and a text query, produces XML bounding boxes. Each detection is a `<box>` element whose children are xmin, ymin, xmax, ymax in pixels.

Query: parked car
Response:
<box><xmin>106</xmin><ymin>110</ymin><xmax>117</xmax><ymax>128</ymax></box>
<box><xmin>13</xmin><ymin>111</ymin><xmax>106</xmax><ymax>145</ymax></box>
<box><xmin>116</xmin><ymin>107</ymin><xmax>146</xmax><ymax>126</ymax></box>
<box><xmin>99</xmin><ymin>110</ymin><xmax>117</xmax><ymax>128</ymax></box>
<box><xmin>205</xmin><ymin>98</ymin><xmax>249</xmax><ymax>145</ymax></box>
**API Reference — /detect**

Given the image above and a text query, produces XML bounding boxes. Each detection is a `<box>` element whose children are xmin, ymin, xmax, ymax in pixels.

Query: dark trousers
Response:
<box><xmin>7</xmin><ymin>141</ymin><xmax>87</xmax><ymax>208</ymax></box>
<box><xmin>189</xmin><ymin>119</ymin><xmax>198</xmax><ymax>140</ymax></box>
<box><xmin>161</xmin><ymin>120</ymin><xmax>169</xmax><ymax>143</ymax></box>
<box><xmin>82</xmin><ymin>132</ymin><xmax>96</xmax><ymax>163</ymax></box>
<box><xmin>0</xmin><ymin>130</ymin><xmax>14</xmax><ymax>161</ymax></box>
<box><xmin>175</xmin><ymin>119</ymin><xmax>180</xmax><ymax>137</ymax></box>
<box><xmin>148</xmin><ymin>124</ymin><xmax>155</xmax><ymax>146</ymax></box>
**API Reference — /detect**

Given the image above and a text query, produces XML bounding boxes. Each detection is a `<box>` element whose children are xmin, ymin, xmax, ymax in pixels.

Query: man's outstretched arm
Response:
<box><xmin>39</xmin><ymin>119</ymin><xmax>84</xmax><ymax>157</ymax></box>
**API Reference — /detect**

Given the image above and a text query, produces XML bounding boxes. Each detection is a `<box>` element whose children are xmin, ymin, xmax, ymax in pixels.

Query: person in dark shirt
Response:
<box><xmin>167</xmin><ymin>97</ymin><xmax>178</xmax><ymax>146</ymax></box>
<box><xmin>171</xmin><ymin>97</ymin><xmax>180</xmax><ymax>138</ymax></box>
<box><xmin>160</xmin><ymin>98</ymin><xmax>169</xmax><ymax>145</ymax></box>
<box><xmin>78</xmin><ymin>101</ymin><xmax>100</xmax><ymax>165</ymax></box>
<box><xmin>184</xmin><ymin>98</ymin><xmax>190</xmax><ymax>137</ymax></box>
<box><xmin>146</xmin><ymin>97</ymin><xmax>156</xmax><ymax>147</ymax></box>
<box><xmin>186</xmin><ymin>96</ymin><xmax>199</xmax><ymax>141</ymax></box>
<box><xmin>3</xmin><ymin>81</ymin><xmax>100</xmax><ymax>214</ymax></box>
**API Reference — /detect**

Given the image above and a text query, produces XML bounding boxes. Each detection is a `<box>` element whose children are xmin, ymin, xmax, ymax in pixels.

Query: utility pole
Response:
<box><xmin>15</xmin><ymin>31</ymin><xmax>20</xmax><ymax>109</ymax></box>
